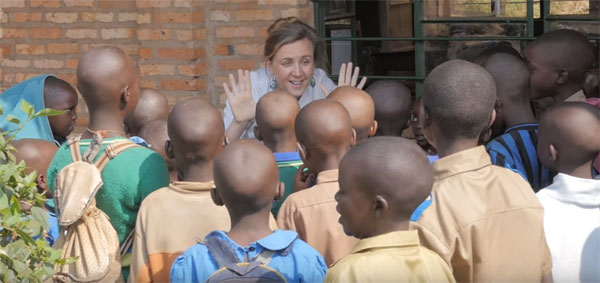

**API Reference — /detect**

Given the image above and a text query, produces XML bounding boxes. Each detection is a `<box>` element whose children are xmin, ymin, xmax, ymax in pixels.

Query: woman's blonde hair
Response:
<box><xmin>264</xmin><ymin>17</ymin><xmax>328</xmax><ymax>71</ymax></box>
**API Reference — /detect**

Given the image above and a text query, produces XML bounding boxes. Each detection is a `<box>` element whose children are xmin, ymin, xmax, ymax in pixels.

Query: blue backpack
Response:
<box><xmin>205</xmin><ymin>235</ymin><xmax>296</xmax><ymax>282</ymax></box>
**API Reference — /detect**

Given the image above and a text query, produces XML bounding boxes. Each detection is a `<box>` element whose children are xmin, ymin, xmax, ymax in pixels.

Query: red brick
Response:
<box><xmin>2</xmin><ymin>28</ymin><xmax>28</xmax><ymax>39</ymax></box>
<box><xmin>82</xmin><ymin>12</ymin><xmax>114</xmax><ymax>23</ymax></box>
<box><xmin>216</xmin><ymin>27</ymin><xmax>255</xmax><ymax>38</ymax></box>
<box><xmin>64</xmin><ymin>0</ymin><xmax>93</xmax><ymax>7</ymax></box>
<box><xmin>140</xmin><ymin>64</ymin><xmax>175</xmax><ymax>76</ymax></box>
<box><xmin>46</xmin><ymin>12</ymin><xmax>78</xmax><ymax>24</ymax></box>
<box><xmin>236</xmin><ymin>9</ymin><xmax>274</xmax><ymax>21</ymax></box>
<box><xmin>259</xmin><ymin>26</ymin><xmax>269</xmax><ymax>38</ymax></box>
<box><xmin>33</xmin><ymin>59</ymin><xmax>64</xmax><ymax>69</ymax></box>
<box><xmin>0</xmin><ymin>11</ymin><xmax>7</xmax><ymax>23</ymax></box>
<box><xmin>0</xmin><ymin>0</ymin><xmax>25</xmax><ymax>8</ymax></box>
<box><xmin>118</xmin><ymin>44</ymin><xmax>139</xmax><ymax>56</ymax></box>
<box><xmin>12</xmin><ymin>12</ymin><xmax>42</xmax><ymax>23</ymax></box>
<box><xmin>97</xmin><ymin>0</ymin><xmax>133</xmax><ymax>8</ymax></box>
<box><xmin>30</xmin><ymin>0</ymin><xmax>61</xmax><ymax>7</ymax></box>
<box><xmin>136</xmin><ymin>0</ymin><xmax>172</xmax><ymax>8</ymax></box>
<box><xmin>140</xmin><ymin>81</ymin><xmax>156</xmax><ymax>89</ymax></box>
<box><xmin>218</xmin><ymin>59</ymin><xmax>256</xmax><ymax>70</ymax></box>
<box><xmin>1</xmin><ymin>59</ymin><xmax>30</xmax><ymax>68</ymax></box>
<box><xmin>155</xmin><ymin>11</ymin><xmax>204</xmax><ymax>24</ymax></box>
<box><xmin>173</xmin><ymin>0</ymin><xmax>192</xmax><ymax>7</ymax></box>
<box><xmin>236</xmin><ymin>43</ymin><xmax>263</xmax><ymax>56</ymax></box>
<box><xmin>137</xmin><ymin>13</ymin><xmax>152</xmax><ymax>24</ymax></box>
<box><xmin>178</xmin><ymin>63</ymin><xmax>208</xmax><ymax>76</ymax></box>
<box><xmin>16</xmin><ymin>44</ymin><xmax>45</xmax><ymax>55</ymax></box>
<box><xmin>118</xmin><ymin>12</ymin><xmax>137</xmax><ymax>22</ymax></box>
<box><xmin>194</xmin><ymin>29</ymin><xmax>207</xmax><ymax>40</ymax></box>
<box><xmin>138</xmin><ymin>48</ymin><xmax>153</xmax><ymax>59</ymax></box>
<box><xmin>48</xmin><ymin>43</ymin><xmax>78</xmax><ymax>54</ymax></box>
<box><xmin>65</xmin><ymin>58</ymin><xmax>78</xmax><ymax>69</ymax></box>
<box><xmin>175</xmin><ymin>30</ymin><xmax>193</xmax><ymax>41</ymax></box>
<box><xmin>0</xmin><ymin>46</ymin><xmax>11</xmax><ymax>57</ymax></box>
<box><xmin>158</xmin><ymin>48</ymin><xmax>205</xmax><ymax>60</ymax></box>
<box><xmin>137</xmin><ymin>29</ymin><xmax>171</xmax><ymax>40</ymax></box>
<box><xmin>101</xmin><ymin>28</ymin><xmax>134</xmax><ymax>39</ymax></box>
<box><xmin>161</xmin><ymin>79</ymin><xmax>206</xmax><ymax>91</ymax></box>
<box><xmin>214</xmin><ymin>45</ymin><xmax>233</xmax><ymax>56</ymax></box>
<box><xmin>65</xmin><ymin>28</ymin><xmax>97</xmax><ymax>39</ymax></box>
<box><xmin>31</xmin><ymin>28</ymin><xmax>62</xmax><ymax>39</ymax></box>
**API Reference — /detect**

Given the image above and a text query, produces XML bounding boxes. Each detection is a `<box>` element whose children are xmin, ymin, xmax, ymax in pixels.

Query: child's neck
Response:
<box><xmin>554</xmin><ymin>84</ymin><xmax>582</xmax><ymax>103</ymax></box>
<box><xmin>178</xmin><ymin>162</ymin><xmax>213</xmax><ymax>183</ymax></box>
<box><xmin>504</xmin><ymin>102</ymin><xmax>537</xmax><ymax>128</ymax></box>
<box><xmin>361</xmin><ymin>219</ymin><xmax>409</xmax><ymax>239</ymax></box>
<box><xmin>266</xmin><ymin>138</ymin><xmax>297</xmax><ymax>153</ymax></box>
<box><xmin>227</xmin><ymin>208</ymin><xmax>273</xmax><ymax>247</ymax></box>
<box><xmin>83</xmin><ymin>111</ymin><xmax>126</xmax><ymax>139</ymax></box>
<box><xmin>436</xmin><ymin>138</ymin><xmax>479</xmax><ymax>158</ymax></box>
<box><xmin>313</xmin><ymin>152</ymin><xmax>346</xmax><ymax>174</ymax></box>
<box><xmin>561</xmin><ymin>160</ymin><xmax>594</xmax><ymax>179</ymax></box>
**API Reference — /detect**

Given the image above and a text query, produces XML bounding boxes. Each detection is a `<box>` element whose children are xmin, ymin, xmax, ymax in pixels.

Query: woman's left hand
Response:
<box><xmin>321</xmin><ymin>62</ymin><xmax>367</xmax><ymax>96</ymax></box>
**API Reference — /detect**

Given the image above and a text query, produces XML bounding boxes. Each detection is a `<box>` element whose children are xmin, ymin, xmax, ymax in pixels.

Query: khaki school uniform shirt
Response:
<box><xmin>325</xmin><ymin>230</ymin><xmax>455</xmax><ymax>283</ymax></box>
<box><xmin>277</xmin><ymin>169</ymin><xmax>359</xmax><ymax>266</ymax></box>
<box><xmin>411</xmin><ymin>146</ymin><xmax>552</xmax><ymax>282</ymax></box>
<box><xmin>130</xmin><ymin>181</ymin><xmax>278</xmax><ymax>282</ymax></box>
<box><xmin>565</xmin><ymin>89</ymin><xmax>586</xmax><ymax>102</ymax></box>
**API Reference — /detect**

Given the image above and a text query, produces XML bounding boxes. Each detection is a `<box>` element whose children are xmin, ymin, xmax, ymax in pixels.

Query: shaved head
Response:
<box><xmin>538</xmin><ymin>102</ymin><xmax>600</xmax><ymax>173</ymax></box>
<box><xmin>366</xmin><ymin>80</ymin><xmax>412</xmax><ymax>137</ymax></box>
<box><xmin>77</xmin><ymin>45</ymin><xmax>140</xmax><ymax>116</ymax></box>
<box><xmin>423</xmin><ymin>59</ymin><xmax>496</xmax><ymax>139</ymax></box>
<box><xmin>255</xmin><ymin>90</ymin><xmax>300</xmax><ymax>151</ymax></box>
<box><xmin>168</xmin><ymin>98</ymin><xmax>224</xmax><ymax>167</ymax></box>
<box><xmin>328</xmin><ymin>86</ymin><xmax>376</xmax><ymax>141</ymax></box>
<box><xmin>13</xmin><ymin>139</ymin><xmax>58</xmax><ymax>197</ymax></box>
<box><xmin>484</xmin><ymin>53</ymin><xmax>530</xmax><ymax>104</ymax></box>
<box><xmin>214</xmin><ymin>139</ymin><xmax>279</xmax><ymax>216</ymax></box>
<box><xmin>295</xmin><ymin>100</ymin><xmax>354</xmax><ymax>167</ymax></box>
<box><xmin>126</xmin><ymin>88</ymin><xmax>169</xmax><ymax>136</ymax></box>
<box><xmin>139</xmin><ymin>119</ymin><xmax>169</xmax><ymax>161</ymax></box>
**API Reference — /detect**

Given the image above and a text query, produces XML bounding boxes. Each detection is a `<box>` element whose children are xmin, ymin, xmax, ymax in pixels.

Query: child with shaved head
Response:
<box><xmin>326</xmin><ymin>137</ymin><xmax>454</xmax><ymax>282</ymax></box>
<box><xmin>171</xmin><ymin>140</ymin><xmax>327</xmax><ymax>282</ymax></box>
<box><xmin>411</xmin><ymin>60</ymin><xmax>552</xmax><ymax>282</ymax></box>
<box><xmin>13</xmin><ymin>139</ymin><xmax>59</xmax><ymax>245</ymax></box>
<box><xmin>328</xmin><ymin>86</ymin><xmax>377</xmax><ymax>142</ymax></box>
<box><xmin>254</xmin><ymin>90</ymin><xmax>303</xmax><ymax>217</ymax></box>
<box><xmin>484</xmin><ymin>53</ymin><xmax>554</xmax><ymax>191</ymax></box>
<box><xmin>536</xmin><ymin>102</ymin><xmax>600</xmax><ymax>282</ymax></box>
<box><xmin>365</xmin><ymin>80</ymin><xmax>412</xmax><ymax>137</ymax></box>
<box><xmin>130</xmin><ymin>98</ymin><xmax>230</xmax><ymax>282</ymax></box>
<box><xmin>411</xmin><ymin>98</ymin><xmax>438</xmax><ymax>162</ymax></box>
<box><xmin>46</xmin><ymin>46</ymin><xmax>169</xmax><ymax>279</ymax></box>
<box><xmin>138</xmin><ymin>119</ymin><xmax>177</xmax><ymax>181</ymax></box>
<box><xmin>125</xmin><ymin>88</ymin><xmax>169</xmax><ymax>137</ymax></box>
<box><xmin>526</xmin><ymin>29</ymin><xmax>595</xmax><ymax>104</ymax></box>
<box><xmin>277</xmin><ymin>99</ymin><xmax>358</xmax><ymax>266</ymax></box>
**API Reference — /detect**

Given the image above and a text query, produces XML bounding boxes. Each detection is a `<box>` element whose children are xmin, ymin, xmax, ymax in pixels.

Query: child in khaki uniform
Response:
<box><xmin>411</xmin><ymin>60</ymin><xmax>552</xmax><ymax>282</ymax></box>
<box><xmin>277</xmin><ymin>99</ymin><xmax>359</xmax><ymax>266</ymax></box>
<box><xmin>326</xmin><ymin>137</ymin><xmax>454</xmax><ymax>282</ymax></box>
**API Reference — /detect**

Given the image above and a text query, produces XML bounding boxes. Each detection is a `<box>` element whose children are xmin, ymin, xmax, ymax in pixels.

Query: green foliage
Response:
<box><xmin>0</xmin><ymin>103</ymin><xmax>70</xmax><ymax>282</ymax></box>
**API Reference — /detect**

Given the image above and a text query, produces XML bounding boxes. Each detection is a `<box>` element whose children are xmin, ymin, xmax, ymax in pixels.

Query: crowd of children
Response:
<box><xmin>2</xmin><ymin>19</ymin><xmax>599</xmax><ymax>283</ymax></box>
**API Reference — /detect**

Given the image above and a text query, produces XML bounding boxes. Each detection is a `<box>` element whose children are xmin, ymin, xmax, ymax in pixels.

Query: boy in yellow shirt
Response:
<box><xmin>325</xmin><ymin>137</ymin><xmax>454</xmax><ymax>282</ymax></box>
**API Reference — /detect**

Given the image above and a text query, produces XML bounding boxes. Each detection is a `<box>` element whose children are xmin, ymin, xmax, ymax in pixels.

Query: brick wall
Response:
<box><xmin>0</xmin><ymin>0</ymin><xmax>313</xmax><ymax>120</ymax></box>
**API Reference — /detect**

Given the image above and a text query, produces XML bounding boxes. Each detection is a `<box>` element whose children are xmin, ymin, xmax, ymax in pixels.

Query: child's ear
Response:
<box><xmin>254</xmin><ymin>126</ymin><xmax>263</xmax><ymax>141</ymax></box>
<box><xmin>368</xmin><ymin>120</ymin><xmax>378</xmax><ymax>138</ymax></box>
<box><xmin>274</xmin><ymin>181</ymin><xmax>284</xmax><ymax>201</ymax></box>
<box><xmin>297</xmin><ymin>142</ymin><xmax>307</xmax><ymax>161</ymax></box>
<box><xmin>210</xmin><ymin>188</ymin><xmax>224</xmax><ymax>206</ymax></box>
<box><xmin>556</xmin><ymin>70</ymin><xmax>569</xmax><ymax>85</ymax></box>
<box><xmin>121</xmin><ymin>85</ymin><xmax>130</xmax><ymax>103</ymax></box>
<box><xmin>373</xmin><ymin>195</ymin><xmax>388</xmax><ymax>217</ymax></box>
<box><xmin>350</xmin><ymin>129</ymin><xmax>357</xmax><ymax>147</ymax></box>
<box><xmin>549</xmin><ymin>144</ymin><xmax>558</xmax><ymax>162</ymax></box>
<box><xmin>487</xmin><ymin>108</ymin><xmax>497</xmax><ymax>129</ymax></box>
<box><xmin>36</xmin><ymin>173</ymin><xmax>50</xmax><ymax>196</ymax></box>
<box><xmin>223</xmin><ymin>136</ymin><xmax>229</xmax><ymax>147</ymax></box>
<box><xmin>165</xmin><ymin>140</ymin><xmax>175</xmax><ymax>159</ymax></box>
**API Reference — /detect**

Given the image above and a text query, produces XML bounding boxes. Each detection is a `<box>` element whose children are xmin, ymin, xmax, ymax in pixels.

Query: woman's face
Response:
<box><xmin>267</xmin><ymin>38</ymin><xmax>315</xmax><ymax>98</ymax></box>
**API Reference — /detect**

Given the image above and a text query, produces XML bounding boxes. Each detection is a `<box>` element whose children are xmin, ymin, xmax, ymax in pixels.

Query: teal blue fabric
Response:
<box><xmin>0</xmin><ymin>74</ymin><xmax>55</xmax><ymax>143</ymax></box>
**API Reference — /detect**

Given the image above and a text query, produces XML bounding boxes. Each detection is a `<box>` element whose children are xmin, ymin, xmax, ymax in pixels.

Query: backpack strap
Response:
<box><xmin>205</xmin><ymin>236</ymin><xmax>241</xmax><ymax>268</ymax></box>
<box><xmin>82</xmin><ymin>132</ymin><xmax>105</xmax><ymax>163</ymax></box>
<box><xmin>94</xmin><ymin>140</ymin><xmax>140</xmax><ymax>172</ymax></box>
<box><xmin>120</xmin><ymin>229</ymin><xmax>136</xmax><ymax>258</ymax></box>
<box><xmin>67</xmin><ymin>137</ymin><xmax>82</xmax><ymax>162</ymax></box>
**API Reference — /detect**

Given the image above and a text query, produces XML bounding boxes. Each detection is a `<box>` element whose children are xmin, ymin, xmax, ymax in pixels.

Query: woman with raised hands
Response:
<box><xmin>223</xmin><ymin>17</ymin><xmax>366</xmax><ymax>140</ymax></box>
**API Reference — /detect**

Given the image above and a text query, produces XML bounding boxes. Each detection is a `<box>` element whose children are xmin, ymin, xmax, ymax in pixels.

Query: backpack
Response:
<box><xmin>204</xmin><ymin>235</ymin><xmax>297</xmax><ymax>283</ymax></box>
<box><xmin>52</xmin><ymin>135</ymin><xmax>139</xmax><ymax>283</ymax></box>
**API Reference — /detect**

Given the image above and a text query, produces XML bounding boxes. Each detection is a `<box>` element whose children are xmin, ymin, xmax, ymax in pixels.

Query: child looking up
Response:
<box><xmin>365</xmin><ymin>80</ymin><xmax>412</xmax><ymax>137</ymax></box>
<box><xmin>536</xmin><ymin>102</ymin><xmax>600</xmax><ymax>282</ymax></box>
<box><xmin>277</xmin><ymin>99</ymin><xmax>358</xmax><ymax>266</ymax></box>
<box><xmin>171</xmin><ymin>140</ymin><xmax>327</xmax><ymax>282</ymax></box>
<box><xmin>254</xmin><ymin>90</ymin><xmax>303</xmax><ymax>217</ymax></box>
<box><xmin>484</xmin><ymin>53</ymin><xmax>553</xmax><ymax>191</ymax></box>
<box><xmin>130</xmin><ymin>98</ymin><xmax>230</xmax><ymax>282</ymax></box>
<box><xmin>328</xmin><ymin>86</ymin><xmax>377</xmax><ymax>142</ymax></box>
<box><xmin>412</xmin><ymin>60</ymin><xmax>552</xmax><ymax>282</ymax></box>
<box><xmin>326</xmin><ymin>137</ymin><xmax>454</xmax><ymax>282</ymax></box>
<box><xmin>525</xmin><ymin>29</ymin><xmax>595</xmax><ymax>104</ymax></box>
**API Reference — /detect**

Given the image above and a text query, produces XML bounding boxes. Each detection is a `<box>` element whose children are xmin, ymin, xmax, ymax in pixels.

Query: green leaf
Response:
<box><xmin>20</xmin><ymin>100</ymin><xmax>34</xmax><ymax>116</ymax></box>
<box><xmin>5</xmin><ymin>115</ymin><xmax>20</xmax><ymax>125</ymax></box>
<box><xmin>34</xmin><ymin>108</ymin><xmax>65</xmax><ymax>118</ymax></box>
<box><xmin>0</xmin><ymin>192</ymin><xmax>8</xmax><ymax>210</ymax></box>
<box><xmin>30</xmin><ymin>207</ymin><xmax>48</xmax><ymax>231</ymax></box>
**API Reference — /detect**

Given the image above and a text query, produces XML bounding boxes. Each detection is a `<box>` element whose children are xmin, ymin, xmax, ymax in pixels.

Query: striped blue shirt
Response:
<box><xmin>486</xmin><ymin>123</ymin><xmax>554</xmax><ymax>192</ymax></box>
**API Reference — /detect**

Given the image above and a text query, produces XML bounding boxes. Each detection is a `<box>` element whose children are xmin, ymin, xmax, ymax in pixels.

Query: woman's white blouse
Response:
<box><xmin>223</xmin><ymin>67</ymin><xmax>336</xmax><ymax>139</ymax></box>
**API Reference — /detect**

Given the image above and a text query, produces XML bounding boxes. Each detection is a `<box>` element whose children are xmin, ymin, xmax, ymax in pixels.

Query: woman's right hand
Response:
<box><xmin>224</xmin><ymin>69</ymin><xmax>255</xmax><ymax>123</ymax></box>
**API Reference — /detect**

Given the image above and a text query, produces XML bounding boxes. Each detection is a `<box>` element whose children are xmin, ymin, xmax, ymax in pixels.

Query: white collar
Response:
<box><xmin>539</xmin><ymin>173</ymin><xmax>600</xmax><ymax>207</ymax></box>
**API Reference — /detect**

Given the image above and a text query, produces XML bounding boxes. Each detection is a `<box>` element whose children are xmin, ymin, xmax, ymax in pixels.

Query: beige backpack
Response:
<box><xmin>52</xmin><ymin>135</ymin><xmax>139</xmax><ymax>283</ymax></box>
